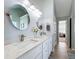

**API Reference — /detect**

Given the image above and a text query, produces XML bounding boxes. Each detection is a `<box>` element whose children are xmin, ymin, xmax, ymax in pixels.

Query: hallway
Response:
<box><xmin>49</xmin><ymin>38</ymin><xmax>68</xmax><ymax>59</ymax></box>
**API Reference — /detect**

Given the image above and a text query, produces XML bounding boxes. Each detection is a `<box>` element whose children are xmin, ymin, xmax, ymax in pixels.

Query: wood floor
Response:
<box><xmin>49</xmin><ymin>37</ymin><xmax>68</xmax><ymax>59</ymax></box>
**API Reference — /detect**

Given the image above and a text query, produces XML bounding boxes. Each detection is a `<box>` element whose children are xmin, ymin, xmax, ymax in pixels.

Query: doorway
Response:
<box><xmin>58</xmin><ymin>20</ymin><xmax>67</xmax><ymax>43</ymax></box>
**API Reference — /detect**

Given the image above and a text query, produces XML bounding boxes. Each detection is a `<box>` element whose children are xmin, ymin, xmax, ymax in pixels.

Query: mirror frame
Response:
<box><xmin>9</xmin><ymin>4</ymin><xmax>30</xmax><ymax>30</ymax></box>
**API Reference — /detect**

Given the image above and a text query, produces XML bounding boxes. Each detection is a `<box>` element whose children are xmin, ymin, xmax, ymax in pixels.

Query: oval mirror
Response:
<box><xmin>9</xmin><ymin>5</ymin><xmax>30</xmax><ymax>30</ymax></box>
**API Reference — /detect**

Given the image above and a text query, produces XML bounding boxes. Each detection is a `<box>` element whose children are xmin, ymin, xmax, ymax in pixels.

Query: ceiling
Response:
<box><xmin>54</xmin><ymin>0</ymin><xmax>73</xmax><ymax>19</ymax></box>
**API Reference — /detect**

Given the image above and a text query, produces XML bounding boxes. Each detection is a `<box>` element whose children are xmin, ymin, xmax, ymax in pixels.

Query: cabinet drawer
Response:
<box><xmin>17</xmin><ymin>44</ymin><xmax>42</xmax><ymax>59</ymax></box>
<box><xmin>31</xmin><ymin>44</ymin><xmax>42</xmax><ymax>54</ymax></box>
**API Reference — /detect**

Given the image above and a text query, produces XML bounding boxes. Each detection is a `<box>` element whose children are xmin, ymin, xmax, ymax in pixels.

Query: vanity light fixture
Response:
<box><xmin>30</xmin><ymin>5</ymin><xmax>35</xmax><ymax>10</ymax></box>
<box><xmin>22</xmin><ymin>0</ymin><xmax>31</xmax><ymax>6</ymax></box>
<box><xmin>29</xmin><ymin>5</ymin><xmax>42</xmax><ymax>18</ymax></box>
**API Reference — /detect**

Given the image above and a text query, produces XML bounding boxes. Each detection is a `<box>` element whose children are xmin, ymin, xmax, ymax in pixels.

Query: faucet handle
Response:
<box><xmin>20</xmin><ymin>34</ymin><xmax>26</xmax><ymax>41</ymax></box>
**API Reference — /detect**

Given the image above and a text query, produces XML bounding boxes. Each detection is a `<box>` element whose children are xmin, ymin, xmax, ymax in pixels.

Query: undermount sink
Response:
<box><xmin>31</xmin><ymin>39</ymin><xmax>38</xmax><ymax>42</ymax></box>
<box><xmin>30</xmin><ymin>38</ymin><xmax>40</xmax><ymax>42</ymax></box>
<box><xmin>12</xmin><ymin>42</ymin><xmax>29</xmax><ymax>48</ymax></box>
<box><xmin>12</xmin><ymin>39</ymin><xmax>39</xmax><ymax>49</ymax></box>
<box><xmin>26</xmin><ymin>37</ymin><xmax>40</xmax><ymax>42</ymax></box>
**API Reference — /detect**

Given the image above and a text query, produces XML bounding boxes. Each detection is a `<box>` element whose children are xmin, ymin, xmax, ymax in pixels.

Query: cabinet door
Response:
<box><xmin>43</xmin><ymin>49</ymin><xmax>48</xmax><ymax>59</ymax></box>
<box><xmin>17</xmin><ymin>52</ymin><xmax>34</xmax><ymax>59</ymax></box>
<box><xmin>43</xmin><ymin>40</ymin><xmax>49</xmax><ymax>59</ymax></box>
<box><xmin>48</xmin><ymin>36</ymin><xmax>53</xmax><ymax>56</ymax></box>
<box><xmin>35</xmin><ymin>52</ymin><xmax>42</xmax><ymax>59</ymax></box>
<box><xmin>49</xmin><ymin>38</ymin><xmax>52</xmax><ymax>55</ymax></box>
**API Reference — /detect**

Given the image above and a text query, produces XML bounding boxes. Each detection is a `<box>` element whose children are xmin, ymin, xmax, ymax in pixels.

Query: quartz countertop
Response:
<box><xmin>5</xmin><ymin>36</ymin><xmax>47</xmax><ymax>59</ymax></box>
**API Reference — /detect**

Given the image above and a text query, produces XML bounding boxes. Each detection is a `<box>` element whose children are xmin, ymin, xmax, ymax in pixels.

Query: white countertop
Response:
<box><xmin>5</xmin><ymin>36</ymin><xmax>47</xmax><ymax>59</ymax></box>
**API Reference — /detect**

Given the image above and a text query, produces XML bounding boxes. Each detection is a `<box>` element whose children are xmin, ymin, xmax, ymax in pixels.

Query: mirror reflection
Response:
<box><xmin>10</xmin><ymin>5</ymin><xmax>30</xmax><ymax>30</ymax></box>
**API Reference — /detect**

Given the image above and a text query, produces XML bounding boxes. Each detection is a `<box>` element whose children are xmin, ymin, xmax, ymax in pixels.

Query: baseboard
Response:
<box><xmin>67</xmin><ymin>48</ymin><xmax>75</xmax><ymax>53</ymax></box>
<box><xmin>71</xmin><ymin>48</ymin><xmax>75</xmax><ymax>51</ymax></box>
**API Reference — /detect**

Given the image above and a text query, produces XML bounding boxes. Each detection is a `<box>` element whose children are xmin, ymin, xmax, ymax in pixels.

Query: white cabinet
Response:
<box><xmin>35</xmin><ymin>52</ymin><xmax>42</xmax><ymax>59</ymax></box>
<box><xmin>42</xmin><ymin>37</ymin><xmax>53</xmax><ymax>59</ymax></box>
<box><xmin>48</xmin><ymin>37</ymin><xmax>52</xmax><ymax>56</ymax></box>
<box><xmin>17</xmin><ymin>44</ymin><xmax>42</xmax><ymax>59</ymax></box>
<box><xmin>17</xmin><ymin>37</ymin><xmax>53</xmax><ymax>59</ymax></box>
<box><xmin>43</xmin><ymin>48</ymin><xmax>48</xmax><ymax>59</ymax></box>
<box><xmin>43</xmin><ymin>39</ymin><xmax>49</xmax><ymax>59</ymax></box>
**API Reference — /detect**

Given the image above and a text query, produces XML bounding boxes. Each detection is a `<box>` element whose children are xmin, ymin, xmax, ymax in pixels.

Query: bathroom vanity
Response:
<box><xmin>5</xmin><ymin>36</ymin><xmax>53</xmax><ymax>59</ymax></box>
<box><xmin>4</xmin><ymin>1</ymin><xmax>54</xmax><ymax>59</ymax></box>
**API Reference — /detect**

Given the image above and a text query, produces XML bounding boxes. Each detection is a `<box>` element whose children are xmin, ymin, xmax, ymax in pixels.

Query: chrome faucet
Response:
<box><xmin>20</xmin><ymin>34</ymin><xmax>26</xmax><ymax>41</ymax></box>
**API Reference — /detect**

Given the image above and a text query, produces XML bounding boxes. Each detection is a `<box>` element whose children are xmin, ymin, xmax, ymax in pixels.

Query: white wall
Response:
<box><xmin>59</xmin><ymin>21</ymin><xmax>66</xmax><ymax>33</ymax></box>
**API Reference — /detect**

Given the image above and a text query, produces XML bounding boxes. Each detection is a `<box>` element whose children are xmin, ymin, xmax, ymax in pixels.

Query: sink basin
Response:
<box><xmin>31</xmin><ymin>39</ymin><xmax>38</xmax><ymax>42</ymax></box>
<box><xmin>12</xmin><ymin>39</ymin><xmax>38</xmax><ymax>49</ymax></box>
<box><xmin>12</xmin><ymin>42</ymin><xmax>29</xmax><ymax>48</ymax></box>
<box><xmin>30</xmin><ymin>37</ymin><xmax>41</xmax><ymax>42</ymax></box>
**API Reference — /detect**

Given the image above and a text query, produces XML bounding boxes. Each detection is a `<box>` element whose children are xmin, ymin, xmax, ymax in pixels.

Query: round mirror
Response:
<box><xmin>9</xmin><ymin>5</ymin><xmax>30</xmax><ymax>30</ymax></box>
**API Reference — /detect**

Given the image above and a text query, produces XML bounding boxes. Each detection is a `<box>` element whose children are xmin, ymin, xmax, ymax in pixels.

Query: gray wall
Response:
<box><xmin>66</xmin><ymin>18</ymin><xmax>70</xmax><ymax>48</ymax></box>
<box><xmin>29</xmin><ymin>0</ymin><xmax>57</xmax><ymax>48</ymax></box>
<box><xmin>4</xmin><ymin>0</ymin><xmax>40</xmax><ymax>44</ymax></box>
<box><xmin>4</xmin><ymin>0</ymin><xmax>57</xmax><ymax>45</ymax></box>
<box><xmin>29</xmin><ymin>0</ymin><xmax>54</xmax><ymax>20</ymax></box>
<box><xmin>66</xmin><ymin>0</ymin><xmax>75</xmax><ymax>49</ymax></box>
<box><xmin>71</xmin><ymin>0</ymin><xmax>75</xmax><ymax>49</ymax></box>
